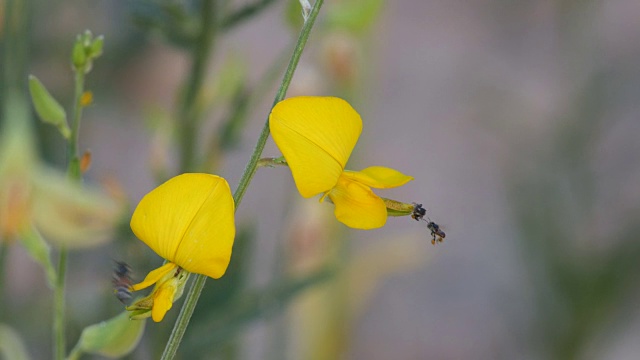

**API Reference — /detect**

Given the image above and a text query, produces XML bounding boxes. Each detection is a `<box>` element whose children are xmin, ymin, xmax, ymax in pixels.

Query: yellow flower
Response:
<box><xmin>128</xmin><ymin>173</ymin><xmax>235</xmax><ymax>321</ymax></box>
<box><xmin>269</xmin><ymin>96</ymin><xmax>412</xmax><ymax>230</ymax></box>
<box><xmin>0</xmin><ymin>93</ymin><xmax>121</xmax><ymax>247</ymax></box>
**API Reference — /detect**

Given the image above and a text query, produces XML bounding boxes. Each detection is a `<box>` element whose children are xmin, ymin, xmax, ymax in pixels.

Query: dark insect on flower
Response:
<box><xmin>426</xmin><ymin>221</ymin><xmax>446</xmax><ymax>245</ymax></box>
<box><xmin>411</xmin><ymin>203</ymin><xmax>426</xmax><ymax>221</ymax></box>
<box><xmin>410</xmin><ymin>203</ymin><xmax>445</xmax><ymax>245</ymax></box>
<box><xmin>113</xmin><ymin>261</ymin><xmax>133</xmax><ymax>304</ymax></box>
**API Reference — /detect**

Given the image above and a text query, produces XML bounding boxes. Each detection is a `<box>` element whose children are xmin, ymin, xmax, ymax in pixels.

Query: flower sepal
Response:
<box><xmin>382</xmin><ymin>198</ymin><xmax>418</xmax><ymax>217</ymax></box>
<box><xmin>126</xmin><ymin>264</ymin><xmax>190</xmax><ymax>322</ymax></box>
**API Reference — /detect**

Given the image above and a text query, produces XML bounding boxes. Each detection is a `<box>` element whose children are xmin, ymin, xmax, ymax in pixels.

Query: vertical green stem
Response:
<box><xmin>67</xmin><ymin>70</ymin><xmax>86</xmax><ymax>180</ymax></box>
<box><xmin>159</xmin><ymin>1</ymin><xmax>324</xmax><ymax>358</ymax></box>
<box><xmin>55</xmin><ymin>42</ymin><xmax>88</xmax><ymax>360</ymax></box>
<box><xmin>53</xmin><ymin>247</ymin><xmax>67</xmax><ymax>360</ymax></box>
<box><xmin>179</xmin><ymin>0</ymin><xmax>217</xmax><ymax>173</ymax></box>
<box><xmin>232</xmin><ymin>0</ymin><xmax>324</xmax><ymax>207</ymax></box>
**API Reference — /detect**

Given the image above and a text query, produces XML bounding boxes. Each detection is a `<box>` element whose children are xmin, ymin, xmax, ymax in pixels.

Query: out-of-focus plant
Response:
<box><xmin>506</xmin><ymin>73</ymin><xmax>640</xmax><ymax>360</ymax></box>
<box><xmin>0</xmin><ymin>324</ymin><xmax>30</xmax><ymax>360</ymax></box>
<box><xmin>285</xmin><ymin>0</ymin><xmax>386</xmax><ymax>96</ymax></box>
<box><xmin>26</xmin><ymin>29</ymin><xmax>128</xmax><ymax>359</ymax></box>
<box><xmin>501</xmin><ymin>5</ymin><xmax>640</xmax><ymax>358</ymax></box>
<box><xmin>67</xmin><ymin>311</ymin><xmax>146</xmax><ymax>360</ymax></box>
<box><xmin>3</xmin><ymin>1</ymin><xmax>126</xmax><ymax>359</ymax></box>
<box><xmin>276</xmin><ymin>200</ymin><xmax>428</xmax><ymax>360</ymax></box>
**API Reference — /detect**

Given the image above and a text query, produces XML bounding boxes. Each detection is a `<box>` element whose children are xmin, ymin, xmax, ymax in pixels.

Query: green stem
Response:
<box><xmin>160</xmin><ymin>1</ymin><xmax>325</xmax><ymax>358</ymax></box>
<box><xmin>232</xmin><ymin>0</ymin><xmax>324</xmax><ymax>207</ymax></box>
<box><xmin>55</xmin><ymin>41</ymin><xmax>88</xmax><ymax>360</ymax></box>
<box><xmin>67</xmin><ymin>70</ymin><xmax>85</xmax><ymax>180</ymax></box>
<box><xmin>220</xmin><ymin>0</ymin><xmax>278</xmax><ymax>31</ymax></box>
<box><xmin>53</xmin><ymin>248</ymin><xmax>67</xmax><ymax>360</ymax></box>
<box><xmin>179</xmin><ymin>0</ymin><xmax>217</xmax><ymax>173</ymax></box>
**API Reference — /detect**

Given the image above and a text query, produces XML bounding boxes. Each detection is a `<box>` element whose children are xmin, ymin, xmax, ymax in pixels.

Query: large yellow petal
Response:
<box><xmin>130</xmin><ymin>173</ymin><xmax>235</xmax><ymax>279</ymax></box>
<box><xmin>269</xmin><ymin>96</ymin><xmax>362</xmax><ymax>197</ymax></box>
<box><xmin>328</xmin><ymin>175</ymin><xmax>387</xmax><ymax>230</ymax></box>
<box><xmin>342</xmin><ymin>166</ymin><xmax>413</xmax><ymax>189</ymax></box>
<box><xmin>172</xmin><ymin>176</ymin><xmax>236</xmax><ymax>279</ymax></box>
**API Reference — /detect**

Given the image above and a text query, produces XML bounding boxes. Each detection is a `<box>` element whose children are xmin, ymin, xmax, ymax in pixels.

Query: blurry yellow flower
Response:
<box><xmin>0</xmin><ymin>93</ymin><xmax>121</xmax><ymax>246</ymax></box>
<box><xmin>128</xmin><ymin>173</ymin><xmax>235</xmax><ymax>322</ymax></box>
<box><xmin>269</xmin><ymin>96</ymin><xmax>412</xmax><ymax>229</ymax></box>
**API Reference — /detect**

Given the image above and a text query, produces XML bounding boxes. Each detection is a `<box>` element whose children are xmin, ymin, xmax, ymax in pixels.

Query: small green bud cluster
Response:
<box><xmin>72</xmin><ymin>30</ymin><xmax>104</xmax><ymax>74</ymax></box>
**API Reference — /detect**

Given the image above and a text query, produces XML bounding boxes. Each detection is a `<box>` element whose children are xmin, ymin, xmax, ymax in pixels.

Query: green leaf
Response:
<box><xmin>326</xmin><ymin>0</ymin><xmax>385</xmax><ymax>33</ymax></box>
<box><xmin>18</xmin><ymin>227</ymin><xmax>57</xmax><ymax>288</ymax></box>
<box><xmin>284</xmin><ymin>0</ymin><xmax>305</xmax><ymax>30</ymax></box>
<box><xmin>0</xmin><ymin>324</ymin><xmax>31</xmax><ymax>360</ymax></box>
<box><xmin>69</xmin><ymin>312</ymin><xmax>146</xmax><ymax>359</ymax></box>
<box><xmin>28</xmin><ymin>75</ymin><xmax>70</xmax><ymax>139</ymax></box>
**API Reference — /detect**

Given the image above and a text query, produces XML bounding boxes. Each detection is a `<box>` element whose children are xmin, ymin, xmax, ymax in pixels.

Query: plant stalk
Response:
<box><xmin>53</xmin><ymin>247</ymin><xmax>67</xmax><ymax>360</ymax></box>
<box><xmin>55</xmin><ymin>42</ymin><xmax>88</xmax><ymax>360</ymax></box>
<box><xmin>160</xmin><ymin>1</ymin><xmax>325</xmax><ymax>358</ymax></box>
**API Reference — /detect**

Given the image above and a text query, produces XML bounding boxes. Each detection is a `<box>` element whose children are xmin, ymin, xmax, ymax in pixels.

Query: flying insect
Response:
<box><xmin>113</xmin><ymin>261</ymin><xmax>133</xmax><ymax>304</ymax></box>
<box><xmin>426</xmin><ymin>221</ymin><xmax>446</xmax><ymax>245</ymax></box>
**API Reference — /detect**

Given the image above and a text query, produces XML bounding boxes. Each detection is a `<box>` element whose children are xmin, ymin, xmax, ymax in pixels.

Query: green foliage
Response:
<box><xmin>0</xmin><ymin>324</ymin><xmax>30</xmax><ymax>360</ymax></box>
<box><xmin>325</xmin><ymin>0</ymin><xmax>385</xmax><ymax>34</ymax></box>
<box><xmin>28</xmin><ymin>75</ymin><xmax>70</xmax><ymax>139</ymax></box>
<box><xmin>187</xmin><ymin>267</ymin><xmax>335</xmax><ymax>353</ymax></box>
<box><xmin>19</xmin><ymin>228</ymin><xmax>56</xmax><ymax>287</ymax></box>
<box><xmin>68</xmin><ymin>312</ymin><xmax>146</xmax><ymax>359</ymax></box>
<box><xmin>285</xmin><ymin>0</ymin><xmax>305</xmax><ymax>30</ymax></box>
<box><xmin>71</xmin><ymin>30</ymin><xmax>104</xmax><ymax>74</ymax></box>
<box><xmin>506</xmin><ymin>70</ymin><xmax>640</xmax><ymax>360</ymax></box>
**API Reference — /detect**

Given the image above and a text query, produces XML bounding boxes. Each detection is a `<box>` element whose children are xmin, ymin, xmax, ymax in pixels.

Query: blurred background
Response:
<box><xmin>2</xmin><ymin>0</ymin><xmax>640</xmax><ymax>359</ymax></box>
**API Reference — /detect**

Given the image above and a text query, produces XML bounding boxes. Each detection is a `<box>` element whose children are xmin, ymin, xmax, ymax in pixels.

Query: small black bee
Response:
<box><xmin>426</xmin><ymin>221</ymin><xmax>446</xmax><ymax>245</ymax></box>
<box><xmin>411</xmin><ymin>203</ymin><xmax>427</xmax><ymax>221</ymax></box>
<box><xmin>113</xmin><ymin>261</ymin><xmax>133</xmax><ymax>304</ymax></box>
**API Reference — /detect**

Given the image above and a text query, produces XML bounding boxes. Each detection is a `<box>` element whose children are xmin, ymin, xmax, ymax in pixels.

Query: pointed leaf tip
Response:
<box><xmin>28</xmin><ymin>75</ymin><xmax>70</xmax><ymax>139</ymax></box>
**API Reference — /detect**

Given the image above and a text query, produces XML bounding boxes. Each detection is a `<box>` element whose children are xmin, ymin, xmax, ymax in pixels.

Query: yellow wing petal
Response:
<box><xmin>130</xmin><ymin>174</ymin><xmax>236</xmax><ymax>279</ymax></box>
<box><xmin>130</xmin><ymin>262</ymin><xmax>177</xmax><ymax>291</ymax></box>
<box><xmin>342</xmin><ymin>167</ymin><xmax>413</xmax><ymax>189</ymax></box>
<box><xmin>328</xmin><ymin>175</ymin><xmax>387</xmax><ymax>230</ymax></box>
<box><xmin>172</xmin><ymin>175</ymin><xmax>236</xmax><ymax>279</ymax></box>
<box><xmin>269</xmin><ymin>96</ymin><xmax>362</xmax><ymax>197</ymax></box>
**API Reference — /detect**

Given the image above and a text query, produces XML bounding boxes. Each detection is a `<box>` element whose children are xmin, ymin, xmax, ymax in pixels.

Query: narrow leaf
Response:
<box><xmin>28</xmin><ymin>75</ymin><xmax>70</xmax><ymax>139</ymax></box>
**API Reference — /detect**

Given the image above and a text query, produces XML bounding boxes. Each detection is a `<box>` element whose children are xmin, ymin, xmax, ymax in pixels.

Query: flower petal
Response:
<box><xmin>151</xmin><ymin>280</ymin><xmax>177</xmax><ymax>322</ymax></box>
<box><xmin>31</xmin><ymin>167</ymin><xmax>122</xmax><ymax>248</ymax></box>
<box><xmin>173</xmin><ymin>177</ymin><xmax>235</xmax><ymax>279</ymax></box>
<box><xmin>269</xmin><ymin>96</ymin><xmax>362</xmax><ymax>197</ymax></box>
<box><xmin>342</xmin><ymin>166</ymin><xmax>413</xmax><ymax>189</ymax></box>
<box><xmin>130</xmin><ymin>173</ymin><xmax>235</xmax><ymax>279</ymax></box>
<box><xmin>130</xmin><ymin>262</ymin><xmax>177</xmax><ymax>292</ymax></box>
<box><xmin>328</xmin><ymin>175</ymin><xmax>387</xmax><ymax>230</ymax></box>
